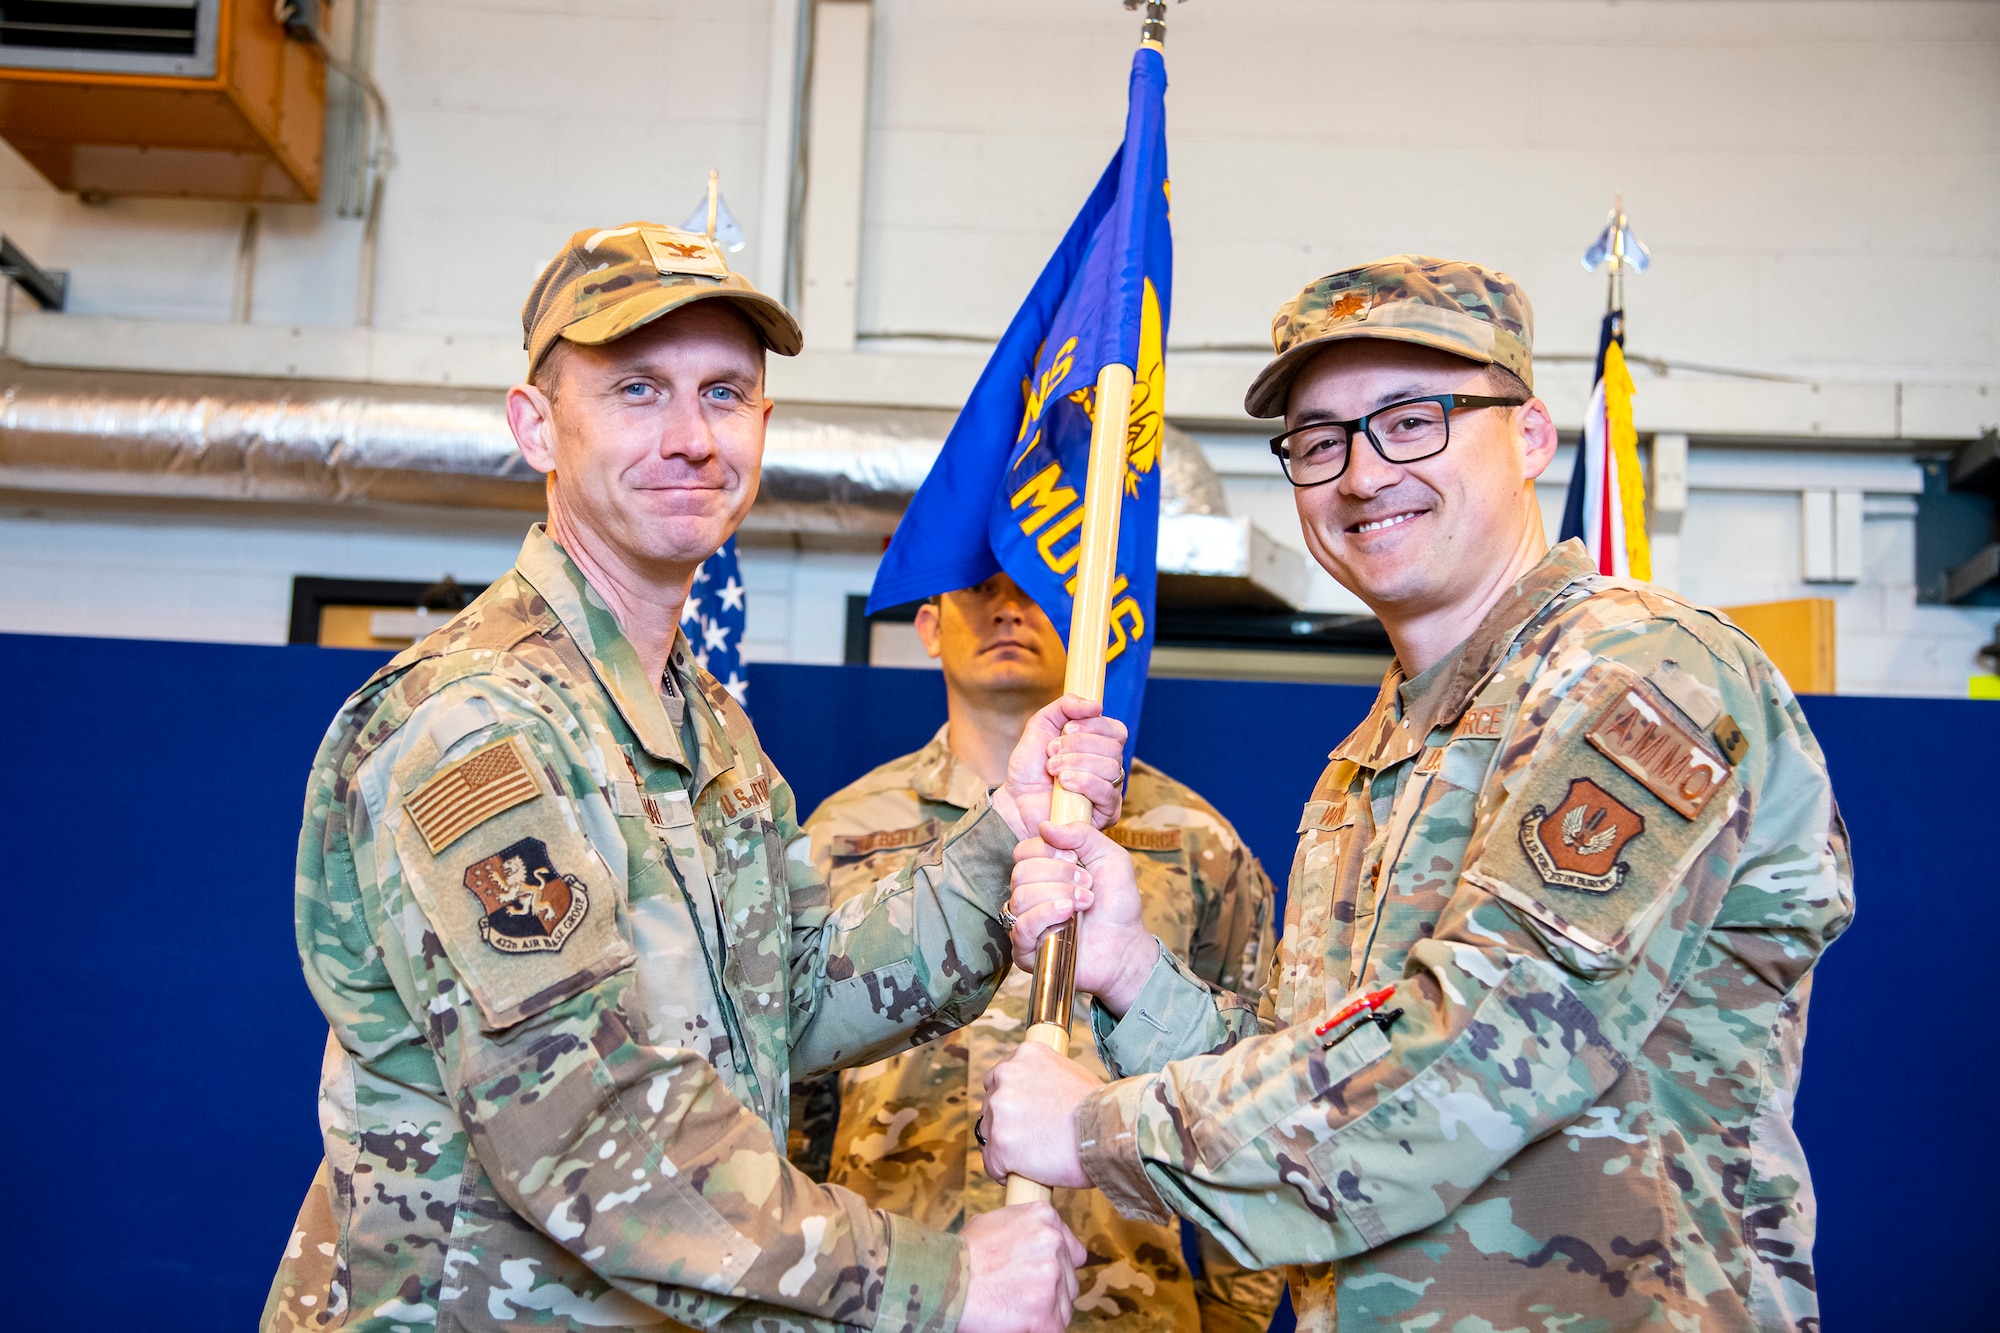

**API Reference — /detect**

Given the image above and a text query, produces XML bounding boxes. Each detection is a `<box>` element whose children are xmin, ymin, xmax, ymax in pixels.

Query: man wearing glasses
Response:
<box><xmin>981</xmin><ymin>256</ymin><xmax>1854</xmax><ymax>1330</ymax></box>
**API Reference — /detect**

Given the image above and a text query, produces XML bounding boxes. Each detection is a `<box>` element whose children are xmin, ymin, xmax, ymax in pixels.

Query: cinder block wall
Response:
<box><xmin>0</xmin><ymin>0</ymin><xmax>1994</xmax><ymax>693</ymax></box>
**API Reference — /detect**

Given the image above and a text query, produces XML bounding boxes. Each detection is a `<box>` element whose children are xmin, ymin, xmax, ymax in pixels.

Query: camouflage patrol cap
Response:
<box><xmin>522</xmin><ymin>222</ymin><xmax>803</xmax><ymax>375</ymax></box>
<box><xmin>1244</xmin><ymin>255</ymin><xmax>1534</xmax><ymax>418</ymax></box>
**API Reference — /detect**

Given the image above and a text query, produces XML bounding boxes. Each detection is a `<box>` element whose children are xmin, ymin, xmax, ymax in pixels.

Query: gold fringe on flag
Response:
<box><xmin>1604</xmin><ymin>340</ymin><xmax>1650</xmax><ymax>581</ymax></box>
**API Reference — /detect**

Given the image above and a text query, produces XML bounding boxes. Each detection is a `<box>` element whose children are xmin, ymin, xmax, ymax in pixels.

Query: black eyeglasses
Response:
<box><xmin>1268</xmin><ymin>393</ymin><xmax>1526</xmax><ymax>488</ymax></box>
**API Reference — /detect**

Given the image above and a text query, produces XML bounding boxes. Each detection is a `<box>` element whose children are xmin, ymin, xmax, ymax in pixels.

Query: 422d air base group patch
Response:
<box><xmin>462</xmin><ymin>835</ymin><xmax>589</xmax><ymax>953</ymax></box>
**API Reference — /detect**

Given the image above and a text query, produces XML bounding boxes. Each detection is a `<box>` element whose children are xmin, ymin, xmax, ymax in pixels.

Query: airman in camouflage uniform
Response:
<box><xmin>262</xmin><ymin>222</ymin><xmax>1125</xmax><ymax>1333</ymax></box>
<box><xmin>797</xmin><ymin>731</ymin><xmax>1283</xmax><ymax>1333</ymax></box>
<box><xmin>985</xmin><ymin>256</ymin><xmax>1855</xmax><ymax>1332</ymax></box>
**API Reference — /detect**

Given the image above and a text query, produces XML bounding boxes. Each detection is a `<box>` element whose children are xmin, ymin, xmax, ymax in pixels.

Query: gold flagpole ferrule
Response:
<box><xmin>1129</xmin><ymin>0</ymin><xmax>1168</xmax><ymax>49</ymax></box>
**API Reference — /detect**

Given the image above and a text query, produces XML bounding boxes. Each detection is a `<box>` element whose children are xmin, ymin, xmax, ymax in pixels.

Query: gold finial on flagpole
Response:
<box><xmin>706</xmin><ymin>169</ymin><xmax>719</xmax><ymax>240</ymax></box>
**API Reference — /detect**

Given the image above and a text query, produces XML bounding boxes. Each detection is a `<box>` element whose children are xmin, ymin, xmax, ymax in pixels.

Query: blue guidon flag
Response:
<box><xmin>685</xmin><ymin>535</ymin><xmax>749</xmax><ymax>705</ymax></box>
<box><xmin>867</xmin><ymin>46</ymin><xmax>1171</xmax><ymax>763</ymax></box>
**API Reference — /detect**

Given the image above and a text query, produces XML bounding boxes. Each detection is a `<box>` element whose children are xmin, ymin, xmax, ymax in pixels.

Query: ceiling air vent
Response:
<box><xmin>0</xmin><ymin>0</ymin><xmax>218</xmax><ymax>78</ymax></box>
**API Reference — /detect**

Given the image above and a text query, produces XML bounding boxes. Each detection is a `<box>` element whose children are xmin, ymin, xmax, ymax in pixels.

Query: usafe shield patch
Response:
<box><xmin>404</xmin><ymin>736</ymin><xmax>542</xmax><ymax>853</ymax></box>
<box><xmin>1520</xmin><ymin>777</ymin><xmax>1645</xmax><ymax>894</ymax></box>
<box><xmin>461</xmin><ymin>836</ymin><xmax>589</xmax><ymax>953</ymax></box>
<box><xmin>1586</xmin><ymin>688</ymin><xmax>1732</xmax><ymax>819</ymax></box>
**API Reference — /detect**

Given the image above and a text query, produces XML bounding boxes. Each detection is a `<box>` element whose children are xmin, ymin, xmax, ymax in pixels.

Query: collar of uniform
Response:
<box><xmin>908</xmin><ymin>723</ymin><xmax>991</xmax><ymax>811</ymax></box>
<box><xmin>514</xmin><ymin>524</ymin><xmax>688</xmax><ymax>766</ymax></box>
<box><xmin>666</xmin><ymin>633</ymin><xmax>741</xmax><ymax>793</ymax></box>
<box><xmin>1331</xmin><ymin>539</ymin><xmax>1595</xmax><ymax>769</ymax></box>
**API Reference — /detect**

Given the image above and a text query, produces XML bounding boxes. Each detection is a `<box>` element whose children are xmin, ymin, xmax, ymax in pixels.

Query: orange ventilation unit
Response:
<box><xmin>0</xmin><ymin>0</ymin><xmax>326</xmax><ymax>202</ymax></box>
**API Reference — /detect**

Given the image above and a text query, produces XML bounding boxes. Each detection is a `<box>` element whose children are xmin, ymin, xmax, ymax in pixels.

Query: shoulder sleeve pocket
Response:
<box><xmin>392</xmin><ymin>729</ymin><xmax>636</xmax><ymax>1030</ymax></box>
<box><xmin>1461</xmin><ymin>662</ymin><xmax>1741</xmax><ymax>977</ymax></box>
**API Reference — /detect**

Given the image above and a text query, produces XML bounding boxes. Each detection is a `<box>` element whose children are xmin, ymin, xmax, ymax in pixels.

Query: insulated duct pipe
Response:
<box><xmin>0</xmin><ymin>360</ymin><xmax>1230</xmax><ymax>537</ymax></box>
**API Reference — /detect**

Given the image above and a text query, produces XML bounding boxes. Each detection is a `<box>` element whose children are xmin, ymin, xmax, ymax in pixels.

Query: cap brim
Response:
<box><xmin>562</xmin><ymin>284</ymin><xmax>804</xmax><ymax>359</ymax></box>
<box><xmin>1243</xmin><ymin>327</ymin><xmax>1502</xmax><ymax>418</ymax></box>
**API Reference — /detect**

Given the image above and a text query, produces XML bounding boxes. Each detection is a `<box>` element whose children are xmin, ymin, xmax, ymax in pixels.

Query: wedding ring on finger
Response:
<box><xmin>998</xmin><ymin>904</ymin><xmax>1020</xmax><ymax>930</ymax></box>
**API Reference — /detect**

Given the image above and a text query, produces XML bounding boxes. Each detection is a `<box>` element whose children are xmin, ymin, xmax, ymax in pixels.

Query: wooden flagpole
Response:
<box><xmin>1004</xmin><ymin>359</ymin><xmax>1135</xmax><ymax>1208</ymax></box>
<box><xmin>1002</xmin><ymin>4</ymin><xmax>1164</xmax><ymax>1208</ymax></box>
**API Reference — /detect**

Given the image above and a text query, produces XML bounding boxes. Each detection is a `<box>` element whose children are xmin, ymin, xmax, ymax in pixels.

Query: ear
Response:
<box><xmin>507</xmin><ymin>383</ymin><xmax>560</xmax><ymax>475</ymax></box>
<box><xmin>913</xmin><ymin>602</ymin><xmax>944</xmax><ymax>660</ymax></box>
<box><xmin>1515</xmin><ymin>397</ymin><xmax>1560</xmax><ymax>483</ymax></box>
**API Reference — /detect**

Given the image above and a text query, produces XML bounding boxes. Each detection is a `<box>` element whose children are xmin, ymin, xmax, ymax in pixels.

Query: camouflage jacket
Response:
<box><xmin>788</xmin><ymin>734</ymin><xmax>1282</xmax><ymax>1333</ymax></box>
<box><xmin>1075</xmin><ymin>541</ymin><xmax>1854</xmax><ymax>1332</ymax></box>
<box><xmin>264</xmin><ymin>527</ymin><xmax>1018</xmax><ymax>1333</ymax></box>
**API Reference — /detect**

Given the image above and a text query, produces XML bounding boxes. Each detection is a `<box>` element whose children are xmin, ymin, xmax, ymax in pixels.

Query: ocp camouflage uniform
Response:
<box><xmin>1075</xmin><ymin>541</ymin><xmax>1854</xmax><ymax>1332</ymax></box>
<box><xmin>790</xmin><ymin>733</ymin><xmax>1284</xmax><ymax>1333</ymax></box>
<box><xmin>264</xmin><ymin>526</ymin><xmax>1019</xmax><ymax>1332</ymax></box>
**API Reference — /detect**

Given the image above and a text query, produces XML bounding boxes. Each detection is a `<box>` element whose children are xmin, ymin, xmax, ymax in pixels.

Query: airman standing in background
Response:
<box><xmin>791</xmin><ymin>572</ymin><xmax>1284</xmax><ymax>1333</ymax></box>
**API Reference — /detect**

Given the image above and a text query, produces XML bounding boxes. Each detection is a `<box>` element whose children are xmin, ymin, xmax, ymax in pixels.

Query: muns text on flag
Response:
<box><xmin>868</xmin><ymin>48</ymin><xmax>1172</xmax><ymax>760</ymax></box>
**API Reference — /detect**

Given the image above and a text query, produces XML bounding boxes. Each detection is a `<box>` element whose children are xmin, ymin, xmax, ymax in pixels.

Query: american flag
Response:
<box><xmin>683</xmin><ymin>535</ymin><xmax>749</xmax><ymax>705</ymax></box>
<box><xmin>404</xmin><ymin>737</ymin><xmax>540</xmax><ymax>854</ymax></box>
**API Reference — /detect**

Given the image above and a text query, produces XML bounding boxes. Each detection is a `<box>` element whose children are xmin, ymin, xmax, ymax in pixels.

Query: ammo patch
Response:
<box><xmin>1519</xmin><ymin>777</ymin><xmax>1644</xmax><ymax>894</ymax></box>
<box><xmin>461</xmin><ymin>836</ymin><xmax>589</xmax><ymax>953</ymax></box>
<box><xmin>1106</xmin><ymin>824</ymin><xmax>1184</xmax><ymax>853</ymax></box>
<box><xmin>404</xmin><ymin>736</ymin><xmax>541</xmax><ymax>854</ymax></box>
<box><xmin>830</xmin><ymin>820</ymin><xmax>941</xmax><ymax>859</ymax></box>
<box><xmin>1585</xmin><ymin>688</ymin><xmax>1732</xmax><ymax>819</ymax></box>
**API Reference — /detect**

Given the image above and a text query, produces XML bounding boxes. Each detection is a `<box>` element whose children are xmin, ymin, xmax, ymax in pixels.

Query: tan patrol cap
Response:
<box><xmin>522</xmin><ymin>221</ymin><xmax>803</xmax><ymax>374</ymax></box>
<box><xmin>1244</xmin><ymin>255</ymin><xmax>1535</xmax><ymax>418</ymax></box>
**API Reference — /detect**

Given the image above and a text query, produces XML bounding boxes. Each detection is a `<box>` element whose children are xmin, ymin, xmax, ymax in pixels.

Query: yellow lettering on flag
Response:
<box><xmin>1036</xmin><ymin>508</ymin><xmax>1086</xmax><ymax>573</ymax></box>
<box><xmin>1010</xmin><ymin>463</ymin><xmax>1079</xmax><ymax>536</ymax></box>
<box><xmin>1016</xmin><ymin>337</ymin><xmax>1079</xmax><ymax>445</ymax></box>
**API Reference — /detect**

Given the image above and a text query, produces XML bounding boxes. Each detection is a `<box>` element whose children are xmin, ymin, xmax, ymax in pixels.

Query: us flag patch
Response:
<box><xmin>405</xmin><ymin>736</ymin><xmax>542</xmax><ymax>853</ymax></box>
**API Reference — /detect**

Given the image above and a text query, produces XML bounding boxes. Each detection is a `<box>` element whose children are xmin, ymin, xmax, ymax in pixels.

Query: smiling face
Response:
<box><xmin>916</xmin><ymin>573</ymin><xmax>1068</xmax><ymax>709</ymax></box>
<box><xmin>506</xmin><ymin>301</ymin><xmax>771</xmax><ymax>578</ymax></box>
<box><xmin>1285</xmin><ymin>339</ymin><xmax>1558</xmax><ymax>620</ymax></box>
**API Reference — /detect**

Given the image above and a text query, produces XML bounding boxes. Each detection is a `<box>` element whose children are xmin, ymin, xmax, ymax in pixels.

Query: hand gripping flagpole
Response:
<box><xmin>1003</xmin><ymin>0</ymin><xmax>1168</xmax><ymax>1209</ymax></box>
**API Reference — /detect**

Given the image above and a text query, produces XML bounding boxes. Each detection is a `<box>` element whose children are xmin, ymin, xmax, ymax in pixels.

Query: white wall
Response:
<box><xmin>9</xmin><ymin>440</ymin><xmax>1988</xmax><ymax>698</ymax></box>
<box><xmin>0</xmin><ymin>496</ymin><xmax>882</xmax><ymax>665</ymax></box>
<box><xmin>0</xmin><ymin>1</ymin><xmax>1994</xmax><ymax>692</ymax></box>
<box><xmin>1199</xmin><ymin>429</ymin><xmax>1996</xmax><ymax>696</ymax></box>
<box><xmin>4</xmin><ymin>1</ymin><xmax>1994</xmax><ymax>384</ymax></box>
<box><xmin>1</xmin><ymin>0</ymin><xmax>775</xmax><ymax>335</ymax></box>
<box><xmin>0</xmin><ymin>498</ymin><xmax>528</xmax><ymax>643</ymax></box>
<box><xmin>860</xmin><ymin>0</ymin><xmax>2000</xmax><ymax>383</ymax></box>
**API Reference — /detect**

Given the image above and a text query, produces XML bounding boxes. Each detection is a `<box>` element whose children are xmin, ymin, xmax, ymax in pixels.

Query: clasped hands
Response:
<box><xmin>958</xmin><ymin>695</ymin><xmax>1134</xmax><ymax>1333</ymax></box>
<box><xmin>982</xmin><ymin>700</ymin><xmax>1161</xmax><ymax>1219</ymax></box>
